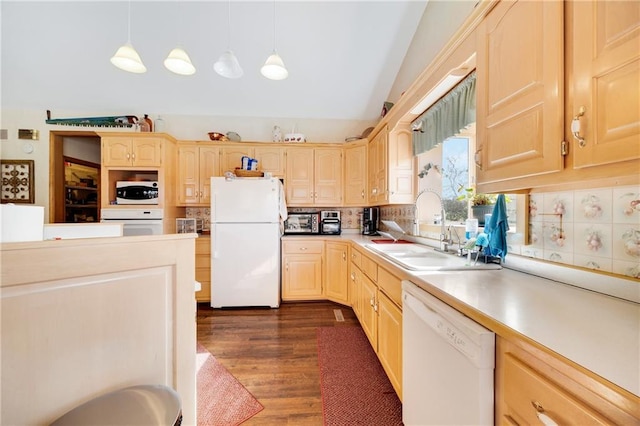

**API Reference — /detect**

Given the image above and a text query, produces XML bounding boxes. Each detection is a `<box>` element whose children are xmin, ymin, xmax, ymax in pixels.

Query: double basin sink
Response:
<box><xmin>364</xmin><ymin>242</ymin><xmax>501</xmax><ymax>272</ymax></box>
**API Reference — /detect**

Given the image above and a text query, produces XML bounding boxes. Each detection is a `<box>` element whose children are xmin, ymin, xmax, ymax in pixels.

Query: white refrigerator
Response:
<box><xmin>210</xmin><ymin>177</ymin><xmax>282</xmax><ymax>308</ymax></box>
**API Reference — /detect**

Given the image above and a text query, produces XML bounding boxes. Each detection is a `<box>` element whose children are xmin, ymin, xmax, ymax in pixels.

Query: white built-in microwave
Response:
<box><xmin>116</xmin><ymin>181</ymin><xmax>159</xmax><ymax>205</ymax></box>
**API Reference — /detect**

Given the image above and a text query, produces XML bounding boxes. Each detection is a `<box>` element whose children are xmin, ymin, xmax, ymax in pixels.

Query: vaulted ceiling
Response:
<box><xmin>1</xmin><ymin>1</ymin><xmax>429</xmax><ymax>121</ymax></box>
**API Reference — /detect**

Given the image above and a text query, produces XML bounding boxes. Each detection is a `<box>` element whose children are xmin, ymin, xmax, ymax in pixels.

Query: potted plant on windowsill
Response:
<box><xmin>457</xmin><ymin>187</ymin><xmax>496</xmax><ymax>225</ymax></box>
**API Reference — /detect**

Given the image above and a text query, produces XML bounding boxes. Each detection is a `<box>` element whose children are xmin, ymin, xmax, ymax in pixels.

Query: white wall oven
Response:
<box><xmin>100</xmin><ymin>209</ymin><xmax>163</xmax><ymax>236</ymax></box>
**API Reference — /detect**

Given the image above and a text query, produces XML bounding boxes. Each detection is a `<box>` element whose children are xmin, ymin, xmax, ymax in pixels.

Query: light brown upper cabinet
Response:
<box><xmin>368</xmin><ymin>125</ymin><xmax>414</xmax><ymax>205</ymax></box>
<box><xmin>571</xmin><ymin>1</ymin><xmax>640</xmax><ymax>169</ymax></box>
<box><xmin>386</xmin><ymin>126</ymin><xmax>415</xmax><ymax>205</ymax></box>
<box><xmin>220</xmin><ymin>146</ymin><xmax>253</xmax><ymax>175</ymax></box>
<box><xmin>285</xmin><ymin>147</ymin><xmax>343</xmax><ymax>206</ymax></box>
<box><xmin>344</xmin><ymin>140</ymin><xmax>368</xmax><ymax>206</ymax></box>
<box><xmin>254</xmin><ymin>146</ymin><xmax>285</xmax><ymax>178</ymax></box>
<box><xmin>368</xmin><ymin>129</ymin><xmax>388</xmax><ymax>204</ymax></box>
<box><xmin>475</xmin><ymin>0</ymin><xmax>639</xmax><ymax>192</ymax></box>
<box><xmin>176</xmin><ymin>143</ymin><xmax>220</xmax><ymax>206</ymax></box>
<box><xmin>475</xmin><ymin>0</ymin><xmax>564</xmax><ymax>189</ymax></box>
<box><xmin>102</xmin><ymin>136</ymin><xmax>163</xmax><ymax>167</ymax></box>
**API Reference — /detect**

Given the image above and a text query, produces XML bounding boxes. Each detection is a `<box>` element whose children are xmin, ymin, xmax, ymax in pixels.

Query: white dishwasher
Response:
<box><xmin>402</xmin><ymin>280</ymin><xmax>495</xmax><ymax>426</ymax></box>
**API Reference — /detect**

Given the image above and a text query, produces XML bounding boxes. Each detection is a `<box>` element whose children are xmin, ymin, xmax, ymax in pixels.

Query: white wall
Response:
<box><xmin>387</xmin><ymin>0</ymin><xmax>477</xmax><ymax>105</ymax></box>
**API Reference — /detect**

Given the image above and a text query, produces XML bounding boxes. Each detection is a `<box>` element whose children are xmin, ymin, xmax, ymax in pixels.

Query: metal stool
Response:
<box><xmin>50</xmin><ymin>385</ymin><xmax>182</xmax><ymax>426</ymax></box>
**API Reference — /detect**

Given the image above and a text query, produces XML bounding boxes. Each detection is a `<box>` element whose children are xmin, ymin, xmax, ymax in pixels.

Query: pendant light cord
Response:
<box><xmin>127</xmin><ymin>0</ymin><xmax>132</xmax><ymax>42</ymax></box>
<box><xmin>227</xmin><ymin>0</ymin><xmax>231</xmax><ymax>50</ymax></box>
<box><xmin>272</xmin><ymin>0</ymin><xmax>276</xmax><ymax>52</ymax></box>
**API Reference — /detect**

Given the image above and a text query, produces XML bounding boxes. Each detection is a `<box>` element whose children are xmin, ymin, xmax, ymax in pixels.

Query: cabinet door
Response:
<box><xmin>344</xmin><ymin>143</ymin><xmax>367</xmax><ymax>206</ymax></box>
<box><xmin>476</xmin><ymin>0</ymin><xmax>564</xmax><ymax>187</ymax></box>
<box><xmin>102</xmin><ymin>138</ymin><xmax>132</xmax><ymax>167</ymax></box>
<box><xmin>132</xmin><ymin>138</ymin><xmax>162</xmax><ymax>167</ymax></box>
<box><xmin>360</xmin><ymin>274</ymin><xmax>378</xmax><ymax>350</ymax></box>
<box><xmin>220</xmin><ymin>146</ymin><xmax>254</xmax><ymax>174</ymax></box>
<box><xmin>387</xmin><ymin>127</ymin><xmax>414</xmax><ymax>204</ymax></box>
<box><xmin>572</xmin><ymin>1</ymin><xmax>640</xmax><ymax>168</ymax></box>
<box><xmin>349</xmin><ymin>263</ymin><xmax>360</xmax><ymax>313</ymax></box>
<box><xmin>177</xmin><ymin>145</ymin><xmax>199</xmax><ymax>205</ymax></box>
<box><xmin>324</xmin><ymin>241</ymin><xmax>349</xmax><ymax>304</ymax></box>
<box><xmin>377</xmin><ymin>293</ymin><xmax>402</xmax><ymax>400</ymax></box>
<box><xmin>285</xmin><ymin>147</ymin><xmax>315</xmax><ymax>205</ymax></box>
<box><xmin>282</xmin><ymin>254</ymin><xmax>323</xmax><ymax>300</ymax></box>
<box><xmin>198</xmin><ymin>146</ymin><xmax>220</xmax><ymax>205</ymax></box>
<box><xmin>368</xmin><ymin>130</ymin><xmax>388</xmax><ymax>204</ymax></box>
<box><xmin>315</xmin><ymin>148</ymin><xmax>343</xmax><ymax>205</ymax></box>
<box><xmin>195</xmin><ymin>237</ymin><xmax>211</xmax><ymax>303</ymax></box>
<box><xmin>255</xmin><ymin>146</ymin><xmax>285</xmax><ymax>177</ymax></box>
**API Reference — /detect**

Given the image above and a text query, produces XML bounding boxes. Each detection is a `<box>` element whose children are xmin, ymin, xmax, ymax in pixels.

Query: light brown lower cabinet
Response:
<box><xmin>349</xmin><ymin>245</ymin><xmax>403</xmax><ymax>400</ymax></box>
<box><xmin>377</xmin><ymin>291</ymin><xmax>402</xmax><ymax>400</ymax></box>
<box><xmin>281</xmin><ymin>239</ymin><xmax>324</xmax><ymax>301</ymax></box>
<box><xmin>324</xmin><ymin>241</ymin><xmax>349</xmax><ymax>305</ymax></box>
<box><xmin>195</xmin><ymin>236</ymin><xmax>211</xmax><ymax>303</ymax></box>
<box><xmin>496</xmin><ymin>336</ymin><xmax>640</xmax><ymax>425</ymax></box>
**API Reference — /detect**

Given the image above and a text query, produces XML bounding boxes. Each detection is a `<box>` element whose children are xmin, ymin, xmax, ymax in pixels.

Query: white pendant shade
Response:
<box><xmin>261</xmin><ymin>51</ymin><xmax>288</xmax><ymax>80</ymax></box>
<box><xmin>110</xmin><ymin>42</ymin><xmax>147</xmax><ymax>73</ymax></box>
<box><xmin>214</xmin><ymin>50</ymin><xmax>243</xmax><ymax>79</ymax></box>
<box><xmin>164</xmin><ymin>47</ymin><xmax>196</xmax><ymax>76</ymax></box>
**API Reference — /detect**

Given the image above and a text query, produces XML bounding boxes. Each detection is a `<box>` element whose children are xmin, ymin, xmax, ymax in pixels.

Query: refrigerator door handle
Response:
<box><xmin>212</xmin><ymin>225</ymin><xmax>218</xmax><ymax>258</ymax></box>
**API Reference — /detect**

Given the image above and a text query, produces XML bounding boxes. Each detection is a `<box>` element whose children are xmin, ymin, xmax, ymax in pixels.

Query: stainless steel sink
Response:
<box><xmin>364</xmin><ymin>243</ymin><xmax>501</xmax><ymax>271</ymax></box>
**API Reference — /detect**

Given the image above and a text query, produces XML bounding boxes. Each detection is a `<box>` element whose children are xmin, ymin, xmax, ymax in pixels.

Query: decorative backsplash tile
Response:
<box><xmin>527</xmin><ymin>185</ymin><xmax>640</xmax><ymax>279</ymax></box>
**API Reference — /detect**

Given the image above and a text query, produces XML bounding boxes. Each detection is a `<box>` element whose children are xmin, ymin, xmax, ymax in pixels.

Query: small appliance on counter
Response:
<box><xmin>362</xmin><ymin>207</ymin><xmax>379</xmax><ymax>235</ymax></box>
<box><xmin>283</xmin><ymin>212</ymin><xmax>320</xmax><ymax>235</ymax></box>
<box><xmin>320</xmin><ymin>210</ymin><xmax>341</xmax><ymax>235</ymax></box>
<box><xmin>176</xmin><ymin>218</ymin><xmax>204</xmax><ymax>234</ymax></box>
<box><xmin>116</xmin><ymin>181</ymin><xmax>159</xmax><ymax>205</ymax></box>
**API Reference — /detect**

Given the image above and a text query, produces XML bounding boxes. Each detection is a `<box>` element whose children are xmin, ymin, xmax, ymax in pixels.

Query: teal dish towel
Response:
<box><xmin>484</xmin><ymin>194</ymin><xmax>509</xmax><ymax>260</ymax></box>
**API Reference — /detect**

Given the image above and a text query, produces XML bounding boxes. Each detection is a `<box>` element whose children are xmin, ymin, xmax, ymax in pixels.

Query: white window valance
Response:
<box><xmin>411</xmin><ymin>71</ymin><xmax>476</xmax><ymax>156</ymax></box>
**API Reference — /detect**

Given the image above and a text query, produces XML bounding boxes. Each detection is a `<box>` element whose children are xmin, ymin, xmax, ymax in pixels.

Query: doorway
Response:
<box><xmin>49</xmin><ymin>131</ymin><xmax>100</xmax><ymax>222</ymax></box>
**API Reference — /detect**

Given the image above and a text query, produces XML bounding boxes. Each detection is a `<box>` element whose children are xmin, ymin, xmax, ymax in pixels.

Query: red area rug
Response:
<box><xmin>317</xmin><ymin>327</ymin><xmax>402</xmax><ymax>425</ymax></box>
<box><xmin>197</xmin><ymin>343</ymin><xmax>263</xmax><ymax>426</ymax></box>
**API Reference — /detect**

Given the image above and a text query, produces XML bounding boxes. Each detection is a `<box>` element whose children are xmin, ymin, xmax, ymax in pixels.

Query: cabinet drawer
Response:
<box><xmin>195</xmin><ymin>255</ymin><xmax>210</xmax><ymax>269</ymax></box>
<box><xmin>195</xmin><ymin>237</ymin><xmax>210</xmax><ymax>255</ymax></box>
<box><xmin>361</xmin><ymin>253</ymin><xmax>378</xmax><ymax>282</ymax></box>
<box><xmin>503</xmin><ymin>353</ymin><xmax>612</xmax><ymax>425</ymax></box>
<box><xmin>377</xmin><ymin>266</ymin><xmax>402</xmax><ymax>307</ymax></box>
<box><xmin>283</xmin><ymin>240</ymin><xmax>324</xmax><ymax>254</ymax></box>
<box><xmin>350</xmin><ymin>247</ymin><xmax>362</xmax><ymax>268</ymax></box>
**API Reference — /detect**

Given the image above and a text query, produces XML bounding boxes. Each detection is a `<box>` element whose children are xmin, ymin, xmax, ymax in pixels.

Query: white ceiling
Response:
<box><xmin>1</xmin><ymin>1</ymin><xmax>428</xmax><ymax>122</ymax></box>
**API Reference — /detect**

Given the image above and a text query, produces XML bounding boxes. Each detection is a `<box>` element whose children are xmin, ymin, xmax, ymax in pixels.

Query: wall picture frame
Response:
<box><xmin>1</xmin><ymin>159</ymin><xmax>35</xmax><ymax>204</ymax></box>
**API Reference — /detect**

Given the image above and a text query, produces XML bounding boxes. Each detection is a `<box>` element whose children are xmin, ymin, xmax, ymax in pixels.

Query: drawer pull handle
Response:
<box><xmin>531</xmin><ymin>401</ymin><xmax>558</xmax><ymax>426</ymax></box>
<box><xmin>299</xmin><ymin>247</ymin><xmax>308</xmax><ymax>251</ymax></box>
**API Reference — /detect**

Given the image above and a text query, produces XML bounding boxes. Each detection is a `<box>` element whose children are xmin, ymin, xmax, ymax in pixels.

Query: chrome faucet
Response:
<box><xmin>414</xmin><ymin>188</ymin><xmax>450</xmax><ymax>251</ymax></box>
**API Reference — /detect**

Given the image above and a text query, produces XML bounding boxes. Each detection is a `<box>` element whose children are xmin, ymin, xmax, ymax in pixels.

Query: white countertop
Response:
<box><xmin>295</xmin><ymin>233</ymin><xmax>640</xmax><ymax>398</ymax></box>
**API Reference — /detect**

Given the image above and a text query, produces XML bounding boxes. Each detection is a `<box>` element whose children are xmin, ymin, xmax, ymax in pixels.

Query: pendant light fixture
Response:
<box><xmin>214</xmin><ymin>0</ymin><xmax>243</xmax><ymax>79</ymax></box>
<box><xmin>110</xmin><ymin>0</ymin><xmax>146</xmax><ymax>73</ymax></box>
<box><xmin>164</xmin><ymin>47</ymin><xmax>196</xmax><ymax>75</ymax></box>
<box><xmin>164</xmin><ymin>3</ymin><xmax>196</xmax><ymax>75</ymax></box>
<box><xmin>261</xmin><ymin>1</ymin><xmax>288</xmax><ymax>80</ymax></box>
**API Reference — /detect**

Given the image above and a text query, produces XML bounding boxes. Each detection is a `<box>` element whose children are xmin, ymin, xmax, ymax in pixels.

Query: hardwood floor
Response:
<box><xmin>197</xmin><ymin>301</ymin><xmax>361</xmax><ymax>425</ymax></box>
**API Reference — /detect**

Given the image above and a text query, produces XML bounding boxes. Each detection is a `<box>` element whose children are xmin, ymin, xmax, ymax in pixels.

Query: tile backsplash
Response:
<box><xmin>187</xmin><ymin>185</ymin><xmax>640</xmax><ymax>280</ymax></box>
<box><xmin>185</xmin><ymin>207</ymin><xmax>365</xmax><ymax>231</ymax></box>
<box><xmin>526</xmin><ymin>185</ymin><xmax>640</xmax><ymax>279</ymax></box>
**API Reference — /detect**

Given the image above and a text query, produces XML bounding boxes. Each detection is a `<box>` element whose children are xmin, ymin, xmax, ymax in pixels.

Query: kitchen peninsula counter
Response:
<box><xmin>286</xmin><ymin>233</ymin><xmax>640</xmax><ymax>401</ymax></box>
<box><xmin>1</xmin><ymin>233</ymin><xmax>198</xmax><ymax>425</ymax></box>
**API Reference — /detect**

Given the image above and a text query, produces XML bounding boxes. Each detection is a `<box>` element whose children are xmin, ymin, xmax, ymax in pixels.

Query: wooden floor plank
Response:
<box><xmin>197</xmin><ymin>301</ymin><xmax>361</xmax><ymax>425</ymax></box>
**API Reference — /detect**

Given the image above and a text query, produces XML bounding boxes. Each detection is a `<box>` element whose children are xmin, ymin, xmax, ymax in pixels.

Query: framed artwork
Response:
<box><xmin>1</xmin><ymin>159</ymin><xmax>34</xmax><ymax>204</ymax></box>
